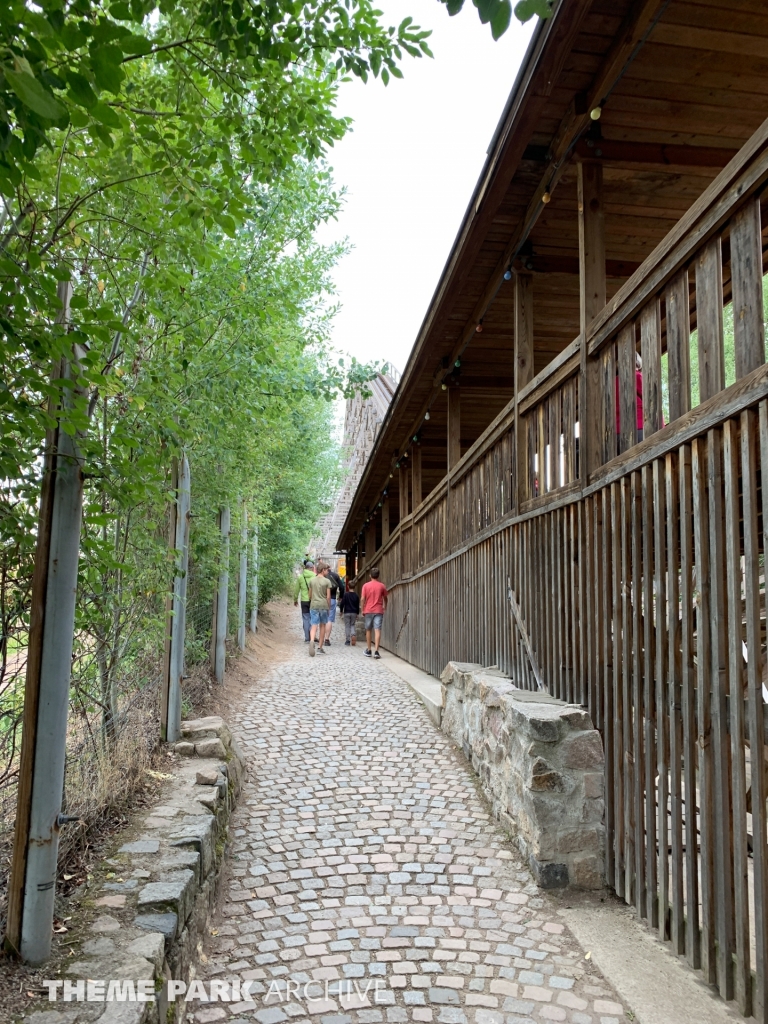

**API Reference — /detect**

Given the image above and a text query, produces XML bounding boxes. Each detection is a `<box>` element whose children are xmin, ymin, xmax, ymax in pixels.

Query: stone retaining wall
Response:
<box><xmin>441</xmin><ymin>662</ymin><xmax>605</xmax><ymax>890</ymax></box>
<box><xmin>32</xmin><ymin>716</ymin><xmax>246</xmax><ymax>1024</ymax></box>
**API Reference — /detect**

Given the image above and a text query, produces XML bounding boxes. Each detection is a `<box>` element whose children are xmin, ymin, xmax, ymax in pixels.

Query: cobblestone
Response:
<box><xmin>200</xmin><ymin>629</ymin><xmax>631</xmax><ymax>1024</ymax></box>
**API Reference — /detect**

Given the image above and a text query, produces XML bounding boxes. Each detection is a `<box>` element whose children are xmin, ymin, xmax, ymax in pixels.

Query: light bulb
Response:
<box><xmin>542</xmin><ymin>191</ymin><xmax>551</xmax><ymax>204</ymax></box>
<box><xmin>425</xmin><ymin>411</ymin><xmax>430</xmax><ymax>421</ymax></box>
<box><xmin>503</xmin><ymin>269</ymin><xmax>512</xmax><ymax>281</ymax></box>
<box><xmin>442</xmin><ymin>384</ymin><xmax>447</xmax><ymax>391</ymax></box>
<box><xmin>590</xmin><ymin>106</ymin><xmax>602</xmax><ymax>120</ymax></box>
<box><xmin>454</xmin><ymin>359</ymin><xmax>461</xmax><ymax>368</ymax></box>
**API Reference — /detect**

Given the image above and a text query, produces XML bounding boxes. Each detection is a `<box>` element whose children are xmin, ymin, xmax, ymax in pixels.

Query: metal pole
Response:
<box><xmin>249</xmin><ymin>521</ymin><xmax>259</xmax><ymax>632</ymax></box>
<box><xmin>237</xmin><ymin>500</ymin><xmax>247</xmax><ymax>651</ymax></box>
<box><xmin>163</xmin><ymin>456</ymin><xmax>190</xmax><ymax>741</ymax></box>
<box><xmin>214</xmin><ymin>506</ymin><xmax>230</xmax><ymax>683</ymax></box>
<box><xmin>6</xmin><ymin>280</ymin><xmax>85</xmax><ymax>964</ymax></box>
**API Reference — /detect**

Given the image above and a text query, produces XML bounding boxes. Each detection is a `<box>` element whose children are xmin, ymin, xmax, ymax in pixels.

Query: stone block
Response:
<box><xmin>195</xmin><ymin>738</ymin><xmax>227</xmax><ymax>759</ymax></box>
<box><xmin>126</xmin><ymin>932</ymin><xmax>166</xmax><ymax>972</ymax></box>
<box><xmin>583</xmin><ymin>772</ymin><xmax>604</xmax><ymax>800</ymax></box>
<box><xmin>196</xmin><ymin>768</ymin><xmax>220</xmax><ymax>786</ymax></box>
<box><xmin>174</xmin><ymin>742</ymin><xmax>195</xmax><ymax>756</ymax></box>
<box><xmin>571</xmin><ymin>853</ymin><xmax>603</xmax><ymax>890</ymax></box>
<box><xmin>441</xmin><ymin>666</ymin><xmax>606</xmax><ymax>889</ymax></box>
<box><xmin>135</xmin><ymin>912</ymin><xmax>178</xmax><ymax>942</ymax></box>
<box><xmin>561</xmin><ymin>731</ymin><xmax>604</xmax><ymax>770</ymax></box>
<box><xmin>119</xmin><ymin>839</ymin><xmax>160</xmax><ymax>855</ymax></box>
<box><xmin>137</xmin><ymin>870</ymin><xmax>195</xmax><ymax>926</ymax></box>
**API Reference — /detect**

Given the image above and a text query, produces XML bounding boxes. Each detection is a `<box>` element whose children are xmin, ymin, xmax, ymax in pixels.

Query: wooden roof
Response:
<box><xmin>338</xmin><ymin>0</ymin><xmax>768</xmax><ymax>551</ymax></box>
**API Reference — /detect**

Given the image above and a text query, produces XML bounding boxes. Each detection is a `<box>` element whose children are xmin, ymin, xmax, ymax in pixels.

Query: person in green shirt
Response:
<box><xmin>293</xmin><ymin>560</ymin><xmax>315</xmax><ymax>641</ymax></box>
<box><xmin>307</xmin><ymin>562</ymin><xmax>332</xmax><ymax>657</ymax></box>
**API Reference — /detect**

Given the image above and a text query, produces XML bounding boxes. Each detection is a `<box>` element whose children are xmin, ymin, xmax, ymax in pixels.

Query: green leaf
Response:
<box><xmin>90</xmin><ymin>46</ymin><xmax>125</xmax><ymax>93</ymax></box>
<box><xmin>66</xmin><ymin>70</ymin><xmax>98</xmax><ymax>109</ymax></box>
<box><xmin>445</xmin><ymin>0</ymin><xmax>464</xmax><ymax>12</ymax></box>
<box><xmin>3</xmin><ymin>69</ymin><xmax>67</xmax><ymax>120</ymax></box>
<box><xmin>110</xmin><ymin>1</ymin><xmax>133</xmax><ymax>19</ymax></box>
<box><xmin>473</xmin><ymin>0</ymin><xmax>501</xmax><ymax>25</ymax></box>
<box><xmin>92</xmin><ymin>102</ymin><xmax>122</xmax><ymax>128</ymax></box>
<box><xmin>119</xmin><ymin>34</ymin><xmax>153</xmax><ymax>56</ymax></box>
<box><xmin>491</xmin><ymin>0</ymin><xmax>512</xmax><ymax>38</ymax></box>
<box><xmin>513</xmin><ymin>0</ymin><xmax>551</xmax><ymax>23</ymax></box>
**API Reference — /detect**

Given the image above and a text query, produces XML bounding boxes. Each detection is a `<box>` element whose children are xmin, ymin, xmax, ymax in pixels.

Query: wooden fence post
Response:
<box><xmin>161</xmin><ymin>455</ymin><xmax>190</xmax><ymax>743</ymax></box>
<box><xmin>578</xmin><ymin>161</ymin><xmax>606</xmax><ymax>479</ymax></box>
<box><xmin>211</xmin><ymin>505</ymin><xmax>230</xmax><ymax>683</ymax></box>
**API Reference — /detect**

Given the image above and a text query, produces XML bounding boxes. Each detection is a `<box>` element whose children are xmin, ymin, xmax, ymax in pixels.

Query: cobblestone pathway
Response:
<box><xmin>200</xmin><ymin>631</ymin><xmax>631</xmax><ymax>1024</ymax></box>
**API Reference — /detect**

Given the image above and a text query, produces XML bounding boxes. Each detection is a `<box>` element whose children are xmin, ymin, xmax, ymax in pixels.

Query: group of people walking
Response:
<box><xmin>293</xmin><ymin>560</ymin><xmax>387</xmax><ymax>659</ymax></box>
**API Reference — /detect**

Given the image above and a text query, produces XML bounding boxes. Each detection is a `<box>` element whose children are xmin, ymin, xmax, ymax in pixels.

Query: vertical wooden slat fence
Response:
<box><xmin>354</xmin><ymin>126</ymin><xmax>768</xmax><ymax>1020</ymax></box>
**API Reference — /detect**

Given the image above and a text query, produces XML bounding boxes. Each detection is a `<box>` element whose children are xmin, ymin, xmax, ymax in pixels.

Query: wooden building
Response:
<box><xmin>338</xmin><ymin>1</ymin><xmax>768</xmax><ymax>1018</ymax></box>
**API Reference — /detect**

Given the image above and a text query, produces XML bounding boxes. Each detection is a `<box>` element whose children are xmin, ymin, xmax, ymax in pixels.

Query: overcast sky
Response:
<box><xmin>316</xmin><ymin>1</ymin><xmax>535</xmax><ymax>377</ymax></box>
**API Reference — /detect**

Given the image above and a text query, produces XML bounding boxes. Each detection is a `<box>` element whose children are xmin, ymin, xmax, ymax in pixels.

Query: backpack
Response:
<box><xmin>328</xmin><ymin>570</ymin><xmax>345</xmax><ymax>599</ymax></box>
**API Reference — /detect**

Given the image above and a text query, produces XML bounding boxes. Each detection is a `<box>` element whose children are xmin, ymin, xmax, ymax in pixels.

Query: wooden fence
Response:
<box><xmin>357</xmin><ymin>120</ymin><xmax>768</xmax><ymax>1019</ymax></box>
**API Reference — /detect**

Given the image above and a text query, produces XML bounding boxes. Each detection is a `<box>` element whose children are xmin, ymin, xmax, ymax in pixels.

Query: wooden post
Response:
<box><xmin>448</xmin><ymin>388</ymin><xmax>461</xmax><ymax>470</ymax></box>
<box><xmin>578</xmin><ymin>161</ymin><xmax>606</xmax><ymax>479</ymax></box>
<box><xmin>515</xmin><ymin>272</ymin><xmax>534</xmax><ymax>506</ymax></box>
<box><xmin>382</xmin><ymin>496</ymin><xmax>390</xmax><ymax>542</ymax></box>
<box><xmin>411</xmin><ymin>446</ymin><xmax>422</xmax><ymax>510</ymax></box>
<box><xmin>366</xmin><ymin>520</ymin><xmax>377</xmax><ymax>562</ymax></box>
<box><xmin>399</xmin><ymin>464</ymin><xmax>409</xmax><ymax>520</ymax></box>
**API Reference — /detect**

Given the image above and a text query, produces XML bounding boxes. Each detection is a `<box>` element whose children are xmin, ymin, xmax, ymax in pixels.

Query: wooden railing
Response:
<box><xmin>355</xmin><ymin>117</ymin><xmax>768</xmax><ymax>1021</ymax></box>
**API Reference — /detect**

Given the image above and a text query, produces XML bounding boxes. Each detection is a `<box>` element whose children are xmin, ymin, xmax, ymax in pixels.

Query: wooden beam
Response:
<box><xmin>515</xmin><ymin>255</ymin><xmax>641</xmax><ymax>278</ymax></box>
<box><xmin>382</xmin><ymin>495</ymin><xmax>390</xmax><ymax>542</ymax></box>
<box><xmin>366</xmin><ymin>520</ymin><xmax>377</xmax><ymax>564</ymax></box>
<box><xmin>399</xmin><ymin>464</ymin><xmax>409</xmax><ymax>520</ymax></box>
<box><xmin>411</xmin><ymin>446</ymin><xmax>422</xmax><ymax>509</ymax></box>
<box><xmin>574</xmin><ymin>139</ymin><xmax>739</xmax><ymax>169</ymax></box>
<box><xmin>579</xmin><ymin>162</ymin><xmax>607</xmax><ymax>478</ymax></box>
<box><xmin>515</xmin><ymin>271</ymin><xmax>534</xmax><ymax>506</ymax></box>
<box><xmin>448</xmin><ymin>388</ymin><xmax>461</xmax><ymax>471</ymax></box>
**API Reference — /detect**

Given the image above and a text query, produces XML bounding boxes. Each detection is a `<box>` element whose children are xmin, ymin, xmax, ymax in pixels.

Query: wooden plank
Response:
<box><xmin>630</xmin><ymin>470</ymin><xmax>645</xmax><ymax>919</ymax></box>
<box><xmin>653</xmin><ymin>458</ymin><xmax>669</xmax><ymax>940</ymax></box>
<box><xmin>617</xmin><ymin>322</ymin><xmax>636</xmax><ymax>454</ymax></box>
<box><xmin>411</xmin><ymin>446</ymin><xmax>423</xmax><ymax>510</ymax></box>
<box><xmin>730</xmin><ymin>198</ymin><xmax>765</xmax><ymax>380</ymax></box>
<box><xmin>666</xmin><ymin>450</ymin><xmax>685</xmax><ymax>956</ymax></box>
<box><xmin>611</xmin><ymin>481</ymin><xmax>624</xmax><ymax>897</ymax></box>
<box><xmin>507</xmin><ymin>588</ymin><xmax>545</xmax><ymax>692</ymax></box>
<box><xmin>641</xmin><ymin>298</ymin><xmax>664</xmax><ymax>436</ymax></box>
<box><xmin>707</xmin><ymin>428</ymin><xmax>734</xmax><ymax>1000</ymax></box>
<box><xmin>448</xmin><ymin>387</ymin><xmax>461</xmax><ymax>471</ymax></box>
<box><xmin>602</xmin><ymin>486</ymin><xmax>615</xmax><ymax>890</ymax></box>
<box><xmin>666</xmin><ymin>269</ymin><xmax>691</xmax><ymax>422</ymax></box>
<box><xmin>579</xmin><ymin>162</ymin><xmax>607</xmax><ymax>479</ymax></box>
<box><xmin>749</xmin><ymin>405</ymin><xmax>768</xmax><ymax>1023</ymax></box>
<box><xmin>601</xmin><ymin>343</ymin><xmax>617</xmax><ymax>466</ymax></box>
<box><xmin>723</xmin><ymin>417</ymin><xmax>751</xmax><ymax>1016</ymax></box>
<box><xmin>620</xmin><ymin>478</ymin><xmax>632</xmax><ymax>904</ymax></box>
<box><xmin>642</xmin><ymin>464</ymin><xmax>657</xmax><ymax>926</ymax></box>
<box><xmin>696</xmin><ymin>237</ymin><xmax>725</xmax><ymax>403</ymax></box>
<box><xmin>563</xmin><ymin>378</ymin><xmax>576</xmax><ymax>486</ymax></box>
<box><xmin>692</xmin><ymin>436</ymin><xmax>716</xmax><ymax>982</ymax></box>
<box><xmin>678</xmin><ymin>443</ymin><xmax>701</xmax><ymax>969</ymax></box>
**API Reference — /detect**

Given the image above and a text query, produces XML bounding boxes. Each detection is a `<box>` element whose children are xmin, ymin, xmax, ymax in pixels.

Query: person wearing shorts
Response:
<box><xmin>360</xmin><ymin>567</ymin><xmax>388</xmax><ymax>659</ymax></box>
<box><xmin>341</xmin><ymin>580</ymin><xmax>360</xmax><ymax>645</ymax></box>
<box><xmin>308</xmin><ymin>562</ymin><xmax>332</xmax><ymax>657</ymax></box>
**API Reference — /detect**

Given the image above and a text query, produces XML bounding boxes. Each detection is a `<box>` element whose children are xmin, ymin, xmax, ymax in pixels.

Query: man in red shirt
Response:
<box><xmin>360</xmin><ymin>567</ymin><xmax>388</xmax><ymax>660</ymax></box>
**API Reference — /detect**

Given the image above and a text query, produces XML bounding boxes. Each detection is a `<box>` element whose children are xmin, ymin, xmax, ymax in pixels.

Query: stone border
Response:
<box><xmin>27</xmin><ymin>716</ymin><xmax>246</xmax><ymax>1024</ymax></box>
<box><xmin>440</xmin><ymin>663</ymin><xmax>605</xmax><ymax>889</ymax></box>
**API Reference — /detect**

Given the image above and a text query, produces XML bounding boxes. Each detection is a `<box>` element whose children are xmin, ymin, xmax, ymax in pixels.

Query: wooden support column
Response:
<box><xmin>448</xmin><ymin>388</ymin><xmax>461</xmax><ymax>470</ymax></box>
<box><xmin>578</xmin><ymin>161</ymin><xmax>606</xmax><ymax>479</ymax></box>
<box><xmin>366</xmin><ymin>520</ymin><xmax>377</xmax><ymax>563</ymax></box>
<box><xmin>411</xmin><ymin>447</ymin><xmax>422</xmax><ymax>510</ymax></box>
<box><xmin>514</xmin><ymin>272</ymin><xmax>534</xmax><ymax>505</ymax></box>
<box><xmin>382</xmin><ymin>496</ymin><xmax>390</xmax><ymax>542</ymax></box>
<box><xmin>399</xmin><ymin>464</ymin><xmax>409</xmax><ymax>520</ymax></box>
